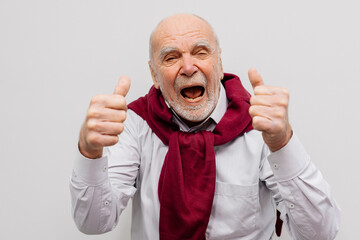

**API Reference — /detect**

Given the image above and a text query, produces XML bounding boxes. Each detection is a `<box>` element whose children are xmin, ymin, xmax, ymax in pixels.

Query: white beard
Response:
<box><xmin>159</xmin><ymin>71</ymin><xmax>220</xmax><ymax>122</ymax></box>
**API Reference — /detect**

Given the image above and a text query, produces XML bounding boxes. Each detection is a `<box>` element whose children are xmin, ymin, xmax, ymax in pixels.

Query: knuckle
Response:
<box><xmin>119</xmin><ymin>110</ymin><xmax>127</xmax><ymax>121</ymax></box>
<box><xmin>111</xmin><ymin>123</ymin><xmax>125</xmax><ymax>135</ymax></box>
<box><xmin>87</xmin><ymin>108</ymin><xmax>100</xmax><ymax>118</ymax></box>
<box><xmin>86</xmin><ymin>120</ymin><xmax>97</xmax><ymax>130</ymax></box>
<box><xmin>119</xmin><ymin>95</ymin><xmax>127</xmax><ymax>107</ymax></box>
<box><xmin>273</xmin><ymin>120</ymin><xmax>285</xmax><ymax>132</ymax></box>
<box><xmin>103</xmin><ymin>135</ymin><xmax>119</xmax><ymax>146</ymax></box>
<box><xmin>109</xmin><ymin>136</ymin><xmax>119</xmax><ymax>145</ymax></box>
<box><xmin>118</xmin><ymin>123</ymin><xmax>125</xmax><ymax>133</ymax></box>
<box><xmin>278</xmin><ymin>98</ymin><xmax>288</xmax><ymax>107</ymax></box>
<box><xmin>87</xmin><ymin>133</ymin><xmax>100</xmax><ymax>146</ymax></box>
<box><xmin>112</xmin><ymin>95</ymin><xmax>127</xmax><ymax>109</ymax></box>
<box><xmin>252</xmin><ymin>116</ymin><xmax>262</xmax><ymax>130</ymax></box>
<box><xmin>277</xmin><ymin>120</ymin><xmax>284</xmax><ymax>129</ymax></box>
<box><xmin>281</xmin><ymin>88</ymin><xmax>290</xmax><ymax>96</ymax></box>
<box><xmin>253</xmin><ymin>86</ymin><xmax>262</xmax><ymax>94</ymax></box>
<box><xmin>249</xmin><ymin>96</ymin><xmax>256</xmax><ymax>105</ymax></box>
<box><xmin>274</xmin><ymin>109</ymin><xmax>284</xmax><ymax>118</ymax></box>
<box><xmin>112</xmin><ymin>124</ymin><xmax>121</xmax><ymax>135</ymax></box>
<box><xmin>248</xmin><ymin>106</ymin><xmax>255</xmax><ymax>116</ymax></box>
<box><xmin>90</xmin><ymin>95</ymin><xmax>101</xmax><ymax>105</ymax></box>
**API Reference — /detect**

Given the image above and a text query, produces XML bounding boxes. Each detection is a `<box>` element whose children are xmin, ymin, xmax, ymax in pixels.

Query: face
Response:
<box><xmin>149</xmin><ymin>14</ymin><xmax>224</xmax><ymax>123</ymax></box>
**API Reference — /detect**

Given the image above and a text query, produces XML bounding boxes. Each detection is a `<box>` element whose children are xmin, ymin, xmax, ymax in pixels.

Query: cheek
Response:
<box><xmin>207</xmin><ymin>63</ymin><xmax>221</xmax><ymax>84</ymax></box>
<box><xmin>158</xmin><ymin>66</ymin><xmax>177</xmax><ymax>82</ymax></box>
<box><xmin>157</xmin><ymin>75</ymin><xmax>177</xmax><ymax>99</ymax></box>
<box><xmin>158</xmin><ymin>68</ymin><xmax>180</xmax><ymax>91</ymax></box>
<box><xmin>202</xmin><ymin>59</ymin><xmax>221</xmax><ymax>78</ymax></box>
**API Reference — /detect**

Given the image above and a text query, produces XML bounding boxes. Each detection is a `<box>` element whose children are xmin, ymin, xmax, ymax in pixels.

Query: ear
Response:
<box><xmin>218</xmin><ymin>48</ymin><xmax>224</xmax><ymax>79</ymax></box>
<box><xmin>148</xmin><ymin>60</ymin><xmax>160</xmax><ymax>89</ymax></box>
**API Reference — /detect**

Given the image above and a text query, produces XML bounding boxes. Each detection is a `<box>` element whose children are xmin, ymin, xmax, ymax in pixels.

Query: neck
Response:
<box><xmin>169</xmin><ymin>106</ymin><xmax>212</xmax><ymax>128</ymax></box>
<box><xmin>181</xmin><ymin>117</ymin><xmax>203</xmax><ymax>128</ymax></box>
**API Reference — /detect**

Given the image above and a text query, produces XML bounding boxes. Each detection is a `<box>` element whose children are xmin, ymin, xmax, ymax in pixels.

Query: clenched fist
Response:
<box><xmin>78</xmin><ymin>76</ymin><xmax>131</xmax><ymax>159</ymax></box>
<box><xmin>248</xmin><ymin>68</ymin><xmax>292</xmax><ymax>152</ymax></box>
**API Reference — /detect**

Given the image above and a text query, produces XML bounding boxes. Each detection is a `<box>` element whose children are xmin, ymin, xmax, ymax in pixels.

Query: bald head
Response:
<box><xmin>149</xmin><ymin>14</ymin><xmax>219</xmax><ymax>63</ymax></box>
<box><xmin>146</xmin><ymin>13</ymin><xmax>224</xmax><ymax>123</ymax></box>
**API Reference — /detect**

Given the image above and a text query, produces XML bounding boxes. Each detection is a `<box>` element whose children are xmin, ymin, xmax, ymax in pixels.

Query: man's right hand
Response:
<box><xmin>78</xmin><ymin>76</ymin><xmax>131</xmax><ymax>159</ymax></box>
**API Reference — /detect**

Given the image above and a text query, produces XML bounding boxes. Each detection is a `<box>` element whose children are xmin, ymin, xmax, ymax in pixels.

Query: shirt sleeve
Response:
<box><xmin>260</xmin><ymin>133</ymin><xmax>341</xmax><ymax>240</ymax></box>
<box><xmin>69</xmin><ymin>110</ymin><xmax>140</xmax><ymax>234</ymax></box>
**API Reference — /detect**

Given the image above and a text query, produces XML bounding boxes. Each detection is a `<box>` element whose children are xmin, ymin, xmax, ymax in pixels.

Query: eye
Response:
<box><xmin>193</xmin><ymin>48</ymin><xmax>210</xmax><ymax>58</ymax></box>
<box><xmin>165</xmin><ymin>56</ymin><xmax>175</xmax><ymax>62</ymax></box>
<box><xmin>197</xmin><ymin>50</ymin><xmax>207</xmax><ymax>55</ymax></box>
<box><xmin>163</xmin><ymin>54</ymin><xmax>179</xmax><ymax>64</ymax></box>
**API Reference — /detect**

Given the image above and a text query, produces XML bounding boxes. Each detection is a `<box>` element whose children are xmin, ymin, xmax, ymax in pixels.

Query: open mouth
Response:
<box><xmin>180</xmin><ymin>86</ymin><xmax>205</xmax><ymax>102</ymax></box>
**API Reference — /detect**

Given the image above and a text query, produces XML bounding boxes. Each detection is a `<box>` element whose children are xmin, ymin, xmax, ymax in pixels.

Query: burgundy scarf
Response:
<box><xmin>128</xmin><ymin>73</ymin><xmax>281</xmax><ymax>239</ymax></box>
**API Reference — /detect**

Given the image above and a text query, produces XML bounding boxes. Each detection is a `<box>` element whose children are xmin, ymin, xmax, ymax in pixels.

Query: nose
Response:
<box><xmin>179</xmin><ymin>54</ymin><xmax>198</xmax><ymax>77</ymax></box>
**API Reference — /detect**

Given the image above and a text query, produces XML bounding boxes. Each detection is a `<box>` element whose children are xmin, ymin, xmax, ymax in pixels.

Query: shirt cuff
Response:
<box><xmin>73</xmin><ymin>150</ymin><xmax>109</xmax><ymax>186</ymax></box>
<box><xmin>267</xmin><ymin>133</ymin><xmax>310</xmax><ymax>182</ymax></box>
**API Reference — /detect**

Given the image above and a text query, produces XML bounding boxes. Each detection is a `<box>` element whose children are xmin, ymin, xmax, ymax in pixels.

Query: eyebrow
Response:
<box><xmin>158</xmin><ymin>46</ymin><xmax>178</xmax><ymax>62</ymax></box>
<box><xmin>158</xmin><ymin>39</ymin><xmax>215</xmax><ymax>62</ymax></box>
<box><xmin>191</xmin><ymin>39</ymin><xmax>214</xmax><ymax>53</ymax></box>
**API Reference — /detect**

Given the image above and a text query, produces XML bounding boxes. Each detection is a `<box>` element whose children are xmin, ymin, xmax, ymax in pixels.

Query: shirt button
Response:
<box><xmin>289</xmin><ymin>203</ymin><xmax>295</xmax><ymax>209</ymax></box>
<box><xmin>104</xmin><ymin>200</ymin><xmax>110</xmax><ymax>206</ymax></box>
<box><xmin>102</xmin><ymin>166</ymin><xmax>107</xmax><ymax>172</ymax></box>
<box><xmin>273</xmin><ymin>163</ymin><xmax>279</xmax><ymax>170</ymax></box>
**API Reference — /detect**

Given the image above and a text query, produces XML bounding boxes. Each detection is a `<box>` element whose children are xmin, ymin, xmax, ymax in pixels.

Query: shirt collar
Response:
<box><xmin>169</xmin><ymin>83</ymin><xmax>228</xmax><ymax>132</ymax></box>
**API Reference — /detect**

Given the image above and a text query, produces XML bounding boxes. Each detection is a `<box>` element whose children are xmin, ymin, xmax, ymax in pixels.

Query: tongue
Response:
<box><xmin>182</xmin><ymin>86</ymin><xmax>203</xmax><ymax>99</ymax></box>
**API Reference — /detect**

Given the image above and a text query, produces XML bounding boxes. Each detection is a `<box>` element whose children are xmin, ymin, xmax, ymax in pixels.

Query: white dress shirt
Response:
<box><xmin>70</xmin><ymin>84</ymin><xmax>341</xmax><ymax>239</ymax></box>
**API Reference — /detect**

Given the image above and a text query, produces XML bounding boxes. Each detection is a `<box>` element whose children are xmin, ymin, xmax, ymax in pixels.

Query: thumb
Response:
<box><xmin>114</xmin><ymin>75</ymin><xmax>131</xmax><ymax>96</ymax></box>
<box><xmin>248</xmin><ymin>67</ymin><xmax>264</xmax><ymax>89</ymax></box>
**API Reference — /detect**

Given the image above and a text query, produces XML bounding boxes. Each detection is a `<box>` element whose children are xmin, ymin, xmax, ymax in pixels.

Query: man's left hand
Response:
<box><xmin>248</xmin><ymin>68</ymin><xmax>292</xmax><ymax>152</ymax></box>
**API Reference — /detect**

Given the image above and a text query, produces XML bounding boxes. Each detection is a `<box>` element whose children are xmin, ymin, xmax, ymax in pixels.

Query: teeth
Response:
<box><xmin>185</xmin><ymin>96</ymin><xmax>202</xmax><ymax>102</ymax></box>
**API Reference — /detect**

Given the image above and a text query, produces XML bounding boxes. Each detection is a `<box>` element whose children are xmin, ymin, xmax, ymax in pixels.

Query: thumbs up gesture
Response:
<box><xmin>79</xmin><ymin>76</ymin><xmax>131</xmax><ymax>159</ymax></box>
<box><xmin>248</xmin><ymin>68</ymin><xmax>292</xmax><ymax>152</ymax></box>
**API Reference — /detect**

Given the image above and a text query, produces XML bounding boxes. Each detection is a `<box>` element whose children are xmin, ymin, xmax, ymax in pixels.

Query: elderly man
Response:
<box><xmin>70</xmin><ymin>14</ymin><xmax>340</xmax><ymax>239</ymax></box>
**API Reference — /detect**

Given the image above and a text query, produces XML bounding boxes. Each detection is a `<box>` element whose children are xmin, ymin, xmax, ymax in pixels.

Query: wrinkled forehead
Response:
<box><xmin>151</xmin><ymin>15</ymin><xmax>217</xmax><ymax>54</ymax></box>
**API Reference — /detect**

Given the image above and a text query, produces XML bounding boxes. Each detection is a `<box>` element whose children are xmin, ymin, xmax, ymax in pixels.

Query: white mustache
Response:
<box><xmin>174</xmin><ymin>72</ymin><xmax>208</xmax><ymax>92</ymax></box>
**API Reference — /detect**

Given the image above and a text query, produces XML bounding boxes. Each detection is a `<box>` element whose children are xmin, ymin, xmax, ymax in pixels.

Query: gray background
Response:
<box><xmin>1</xmin><ymin>0</ymin><xmax>359</xmax><ymax>239</ymax></box>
